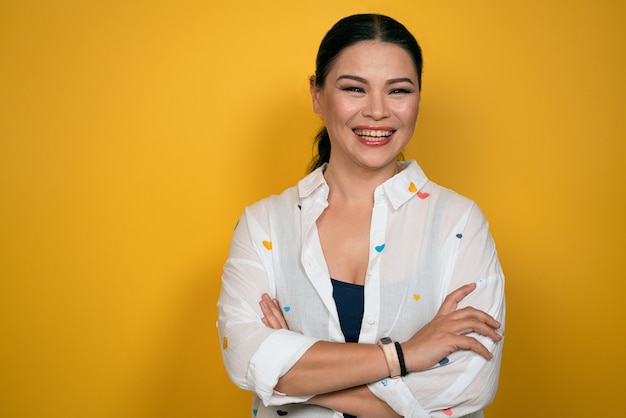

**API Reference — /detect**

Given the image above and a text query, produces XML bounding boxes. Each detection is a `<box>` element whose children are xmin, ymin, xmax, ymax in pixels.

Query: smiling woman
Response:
<box><xmin>308</xmin><ymin>15</ymin><xmax>423</xmax><ymax>173</ymax></box>
<box><xmin>1</xmin><ymin>1</ymin><xmax>624</xmax><ymax>417</ymax></box>
<box><xmin>217</xmin><ymin>13</ymin><xmax>505</xmax><ymax>418</ymax></box>
<box><xmin>310</xmin><ymin>40</ymin><xmax>420</xmax><ymax>186</ymax></box>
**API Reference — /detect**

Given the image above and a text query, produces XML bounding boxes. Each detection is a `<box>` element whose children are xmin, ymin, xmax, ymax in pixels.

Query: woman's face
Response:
<box><xmin>311</xmin><ymin>40</ymin><xmax>420</xmax><ymax>173</ymax></box>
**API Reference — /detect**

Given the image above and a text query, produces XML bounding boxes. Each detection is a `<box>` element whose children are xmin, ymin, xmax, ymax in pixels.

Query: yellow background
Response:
<box><xmin>1</xmin><ymin>1</ymin><xmax>624</xmax><ymax>417</ymax></box>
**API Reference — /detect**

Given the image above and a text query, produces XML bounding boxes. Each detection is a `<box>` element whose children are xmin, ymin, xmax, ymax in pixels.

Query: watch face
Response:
<box><xmin>381</xmin><ymin>337</ymin><xmax>392</xmax><ymax>344</ymax></box>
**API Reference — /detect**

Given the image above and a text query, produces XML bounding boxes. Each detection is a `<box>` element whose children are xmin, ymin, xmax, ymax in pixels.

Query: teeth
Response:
<box><xmin>354</xmin><ymin>129</ymin><xmax>393</xmax><ymax>138</ymax></box>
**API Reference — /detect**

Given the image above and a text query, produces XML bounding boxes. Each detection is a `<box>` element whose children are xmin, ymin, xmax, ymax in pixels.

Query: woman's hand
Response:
<box><xmin>259</xmin><ymin>293</ymin><xmax>289</xmax><ymax>330</ymax></box>
<box><xmin>402</xmin><ymin>282</ymin><xmax>502</xmax><ymax>373</ymax></box>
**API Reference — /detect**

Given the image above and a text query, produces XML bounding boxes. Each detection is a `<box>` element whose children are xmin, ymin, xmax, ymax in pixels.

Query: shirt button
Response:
<box><xmin>367</xmin><ymin>316</ymin><xmax>375</xmax><ymax>325</ymax></box>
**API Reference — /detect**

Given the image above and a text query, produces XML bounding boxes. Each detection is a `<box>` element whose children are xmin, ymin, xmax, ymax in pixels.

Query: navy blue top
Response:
<box><xmin>331</xmin><ymin>278</ymin><xmax>365</xmax><ymax>418</ymax></box>
<box><xmin>331</xmin><ymin>278</ymin><xmax>365</xmax><ymax>343</ymax></box>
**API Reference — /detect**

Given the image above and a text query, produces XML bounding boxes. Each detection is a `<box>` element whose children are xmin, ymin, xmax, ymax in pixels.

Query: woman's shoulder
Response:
<box><xmin>243</xmin><ymin>184</ymin><xmax>299</xmax><ymax>217</ymax></box>
<box><xmin>429</xmin><ymin>181</ymin><xmax>475</xmax><ymax>207</ymax></box>
<box><xmin>426</xmin><ymin>181</ymin><xmax>493</xmax><ymax>231</ymax></box>
<box><xmin>242</xmin><ymin>168</ymin><xmax>324</xmax><ymax>219</ymax></box>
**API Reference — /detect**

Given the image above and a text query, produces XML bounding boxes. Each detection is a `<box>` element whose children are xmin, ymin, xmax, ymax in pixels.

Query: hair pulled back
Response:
<box><xmin>308</xmin><ymin>14</ymin><xmax>423</xmax><ymax>172</ymax></box>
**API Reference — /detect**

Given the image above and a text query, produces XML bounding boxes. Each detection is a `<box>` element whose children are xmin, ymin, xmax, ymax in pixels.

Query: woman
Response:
<box><xmin>218</xmin><ymin>14</ymin><xmax>505</xmax><ymax>418</ymax></box>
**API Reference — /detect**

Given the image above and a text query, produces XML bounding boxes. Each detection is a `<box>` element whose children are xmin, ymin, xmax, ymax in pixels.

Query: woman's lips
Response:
<box><xmin>353</xmin><ymin>128</ymin><xmax>394</xmax><ymax>138</ymax></box>
<box><xmin>353</xmin><ymin>128</ymin><xmax>395</xmax><ymax>145</ymax></box>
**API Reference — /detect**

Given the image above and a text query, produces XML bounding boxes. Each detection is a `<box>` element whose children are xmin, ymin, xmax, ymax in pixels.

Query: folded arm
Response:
<box><xmin>260</xmin><ymin>280</ymin><xmax>502</xmax><ymax>416</ymax></box>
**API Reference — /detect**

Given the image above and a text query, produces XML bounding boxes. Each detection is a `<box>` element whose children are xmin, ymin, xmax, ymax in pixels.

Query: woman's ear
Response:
<box><xmin>309</xmin><ymin>76</ymin><xmax>322</xmax><ymax>115</ymax></box>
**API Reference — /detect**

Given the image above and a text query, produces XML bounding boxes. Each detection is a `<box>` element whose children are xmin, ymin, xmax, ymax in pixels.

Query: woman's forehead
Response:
<box><xmin>329</xmin><ymin>41</ymin><xmax>418</xmax><ymax>80</ymax></box>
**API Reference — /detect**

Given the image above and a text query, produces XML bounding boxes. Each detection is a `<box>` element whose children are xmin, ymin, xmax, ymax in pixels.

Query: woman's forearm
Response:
<box><xmin>275</xmin><ymin>341</ymin><xmax>390</xmax><ymax>396</ymax></box>
<box><xmin>307</xmin><ymin>385</ymin><xmax>401</xmax><ymax>418</ymax></box>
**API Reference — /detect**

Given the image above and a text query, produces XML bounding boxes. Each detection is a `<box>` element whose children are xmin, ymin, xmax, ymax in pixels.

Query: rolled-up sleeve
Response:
<box><xmin>369</xmin><ymin>203</ymin><xmax>506</xmax><ymax>418</ymax></box>
<box><xmin>217</xmin><ymin>208</ymin><xmax>319</xmax><ymax>406</ymax></box>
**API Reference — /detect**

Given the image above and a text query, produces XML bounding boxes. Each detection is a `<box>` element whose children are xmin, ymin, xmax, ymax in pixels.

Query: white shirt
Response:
<box><xmin>217</xmin><ymin>160</ymin><xmax>505</xmax><ymax>418</ymax></box>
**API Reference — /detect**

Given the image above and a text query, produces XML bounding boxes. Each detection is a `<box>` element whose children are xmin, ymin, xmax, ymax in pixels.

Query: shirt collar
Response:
<box><xmin>297</xmin><ymin>160</ymin><xmax>429</xmax><ymax>209</ymax></box>
<box><xmin>298</xmin><ymin>163</ymin><xmax>329</xmax><ymax>199</ymax></box>
<box><xmin>381</xmin><ymin>160</ymin><xmax>430</xmax><ymax>210</ymax></box>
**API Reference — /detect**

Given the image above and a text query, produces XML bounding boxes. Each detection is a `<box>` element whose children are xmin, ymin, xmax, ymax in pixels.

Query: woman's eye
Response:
<box><xmin>342</xmin><ymin>86</ymin><xmax>364</xmax><ymax>93</ymax></box>
<box><xmin>390</xmin><ymin>88</ymin><xmax>411</xmax><ymax>95</ymax></box>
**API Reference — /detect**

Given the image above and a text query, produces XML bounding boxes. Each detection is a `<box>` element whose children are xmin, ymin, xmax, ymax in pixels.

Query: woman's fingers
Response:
<box><xmin>452</xmin><ymin>310</ymin><xmax>503</xmax><ymax>345</ymax></box>
<box><xmin>438</xmin><ymin>283</ymin><xmax>477</xmax><ymax>315</ymax></box>
<box><xmin>260</xmin><ymin>293</ymin><xmax>289</xmax><ymax>330</ymax></box>
<box><xmin>436</xmin><ymin>307</ymin><xmax>502</xmax><ymax>346</ymax></box>
<box><xmin>438</xmin><ymin>283</ymin><xmax>502</xmax><ymax>340</ymax></box>
<box><xmin>454</xmin><ymin>306</ymin><xmax>501</xmax><ymax>331</ymax></box>
<box><xmin>452</xmin><ymin>334</ymin><xmax>495</xmax><ymax>360</ymax></box>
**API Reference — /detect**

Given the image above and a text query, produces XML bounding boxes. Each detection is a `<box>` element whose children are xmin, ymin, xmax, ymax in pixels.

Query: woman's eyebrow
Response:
<box><xmin>336</xmin><ymin>74</ymin><xmax>415</xmax><ymax>85</ymax></box>
<box><xmin>386</xmin><ymin>77</ymin><xmax>415</xmax><ymax>85</ymax></box>
<box><xmin>336</xmin><ymin>74</ymin><xmax>367</xmax><ymax>83</ymax></box>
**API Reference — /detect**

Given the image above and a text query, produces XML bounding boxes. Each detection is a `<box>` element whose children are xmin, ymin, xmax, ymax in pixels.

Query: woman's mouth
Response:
<box><xmin>353</xmin><ymin>129</ymin><xmax>395</xmax><ymax>145</ymax></box>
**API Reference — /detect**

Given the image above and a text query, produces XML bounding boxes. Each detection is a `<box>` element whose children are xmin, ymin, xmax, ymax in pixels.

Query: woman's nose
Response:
<box><xmin>361</xmin><ymin>93</ymin><xmax>389</xmax><ymax>120</ymax></box>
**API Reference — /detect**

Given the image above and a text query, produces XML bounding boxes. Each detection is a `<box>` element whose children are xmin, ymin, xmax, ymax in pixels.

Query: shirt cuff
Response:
<box><xmin>248</xmin><ymin>329</ymin><xmax>319</xmax><ymax>406</ymax></box>
<box><xmin>368</xmin><ymin>378</ymin><xmax>429</xmax><ymax>418</ymax></box>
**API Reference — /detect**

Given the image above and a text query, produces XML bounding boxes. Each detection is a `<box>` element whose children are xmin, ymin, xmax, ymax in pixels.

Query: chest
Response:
<box><xmin>316</xmin><ymin>203</ymin><xmax>372</xmax><ymax>285</ymax></box>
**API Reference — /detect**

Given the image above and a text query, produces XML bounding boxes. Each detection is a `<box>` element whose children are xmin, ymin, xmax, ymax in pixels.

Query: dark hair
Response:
<box><xmin>308</xmin><ymin>14</ymin><xmax>423</xmax><ymax>172</ymax></box>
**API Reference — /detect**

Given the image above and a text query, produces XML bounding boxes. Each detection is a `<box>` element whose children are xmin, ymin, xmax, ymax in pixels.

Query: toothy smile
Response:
<box><xmin>353</xmin><ymin>129</ymin><xmax>394</xmax><ymax>139</ymax></box>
